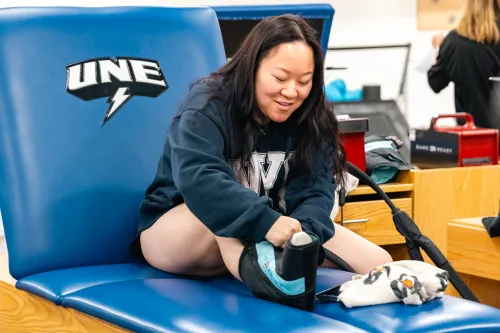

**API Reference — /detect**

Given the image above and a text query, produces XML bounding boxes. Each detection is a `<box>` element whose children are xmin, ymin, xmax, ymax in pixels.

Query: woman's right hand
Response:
<box><xmin>265</xmin><ymin>216</ymin><xmax>302</xmax><ymax>247</ymax></box>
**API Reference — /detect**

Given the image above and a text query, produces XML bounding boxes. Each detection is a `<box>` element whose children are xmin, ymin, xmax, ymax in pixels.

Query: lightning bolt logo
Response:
<box><xmin>102</xmin><ymin>87</ymin><xmax>133</xmax><ymax>127</ymax></box>
<box><xmin>66</xmin><ymin>57</ymin><xmax>169</xmax><ymax>127</ymax></box>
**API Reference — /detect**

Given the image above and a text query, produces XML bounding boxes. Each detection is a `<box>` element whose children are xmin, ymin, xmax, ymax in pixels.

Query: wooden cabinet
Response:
<box><xmin>334</xmin><ymin>198</ymin><xmax>411</xmax><ymax>246</ymax></box>
<box><xmin>334</xmin><ymin>173</ymin><xmax>414</xmax><ymax>248</ymax></box>
<box><xmin>345</xmin><ymin>164</ymin><xmax>500</xmax><ymax>305</ymax></box>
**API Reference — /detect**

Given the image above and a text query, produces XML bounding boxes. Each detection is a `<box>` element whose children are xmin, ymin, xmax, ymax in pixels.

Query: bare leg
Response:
<box><xmin>140</xmin><ymin>203</ymin><xmax>242</xmax><ymax>279</ymax></box>
<box><xmin>321</xmin><ymin>223</ymin><xmax>393</xmax><ymax>275</ymax></box>
<box><xmin>215</xmin><ymin>236</ymin><xmax>244</xmax><ymax>281</ymax></box>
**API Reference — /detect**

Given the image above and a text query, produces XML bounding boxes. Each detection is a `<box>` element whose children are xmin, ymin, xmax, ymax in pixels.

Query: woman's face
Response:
<box><xmin>255</xmin><ymin>41</ymin><xmax>314</xmax><ymax>123</ymax></box>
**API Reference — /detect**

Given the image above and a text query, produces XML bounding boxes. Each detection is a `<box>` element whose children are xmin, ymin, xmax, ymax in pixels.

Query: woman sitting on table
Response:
<box><xmin>133</xmin><ymin>14</ymin><xmax>392</xmax><ymax>308</ymax></box>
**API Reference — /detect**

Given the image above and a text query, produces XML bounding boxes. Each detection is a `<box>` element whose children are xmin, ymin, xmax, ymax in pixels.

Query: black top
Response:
<box><xmin>428</xmin><ymin>30</ymin><xmax>500</xmax><ymax>128</ymax></box>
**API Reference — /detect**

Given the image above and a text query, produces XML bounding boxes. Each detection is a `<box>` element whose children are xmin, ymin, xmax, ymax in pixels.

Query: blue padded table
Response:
<box><xmin>206</xmin><ymin>268</ymin><xmax>500</xmax><ymax>333</ymax></box>
<box><xmin>0</xmin><ymin>4</ymin><xmax>500</xmax><ymax>333</ymax></box>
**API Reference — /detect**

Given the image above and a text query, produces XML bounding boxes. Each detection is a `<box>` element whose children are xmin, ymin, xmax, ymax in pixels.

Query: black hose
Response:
<box><xmin>344</xmin><ymin>161</ymin><xmax>480</xmax><ymax>303</ymax></box>
<box><xmin>346</xmin><ymin>162</ymin><xmax>398</xmax><ymax>213</ymax></box>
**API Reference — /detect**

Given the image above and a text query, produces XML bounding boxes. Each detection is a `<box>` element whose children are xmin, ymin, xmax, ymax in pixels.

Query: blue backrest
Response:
<box><xmin>0</xmin><ymin>6</ymin><xmax>226</xmax><ymax>279</ymax></box>
<box><xmin>211</xmin><ymin>4</ymin><xmax>335</xmax><ymax>58</ymax></box>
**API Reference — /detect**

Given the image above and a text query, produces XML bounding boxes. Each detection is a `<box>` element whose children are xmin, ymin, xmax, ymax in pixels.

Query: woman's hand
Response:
<box><xmin>265</xmin><ymin>216</ymin><xmax>302</xmax><ymax>247</ymax></box>
<box><xmin>432</xmin><ymin>33</ymin><xmax>444</xmax><ymax>48</ymax></box>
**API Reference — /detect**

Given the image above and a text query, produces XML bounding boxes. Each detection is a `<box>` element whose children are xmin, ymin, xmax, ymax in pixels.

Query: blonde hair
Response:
<box><xmin>456</xmin><ymin>0</ymin><xmax>500</xmax><ymax>44</ymax></box>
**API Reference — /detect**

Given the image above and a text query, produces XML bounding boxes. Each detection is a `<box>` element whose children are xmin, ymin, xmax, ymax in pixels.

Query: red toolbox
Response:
<box><xmin>411</xmin><ymin>113</ymin><xmax>499</xmax><ymax>168</ymax></box>
<box><xmin>338</xmin><ymin>117</ymin><xmax>369</xmax><ymax>171</ymax></box>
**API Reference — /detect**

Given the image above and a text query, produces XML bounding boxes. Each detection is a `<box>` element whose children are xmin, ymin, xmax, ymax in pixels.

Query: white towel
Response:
<box><xmin>336</xmin><ymin>260</ymin><xmax>449</xmax><ymax>308</ymax></box>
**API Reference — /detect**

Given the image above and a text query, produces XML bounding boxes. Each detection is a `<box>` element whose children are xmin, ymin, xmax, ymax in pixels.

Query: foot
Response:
<box><xmin>239</xmin><ymin>232</ymin><xmax>320</xmax><ymax>311</ymax></box>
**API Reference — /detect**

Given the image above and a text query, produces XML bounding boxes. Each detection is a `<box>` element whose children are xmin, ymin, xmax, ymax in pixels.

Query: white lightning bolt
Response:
<box><xmin>102</xmin><ymin>87</ymin><xmax>132</xmax><ymax>126</ymax></box>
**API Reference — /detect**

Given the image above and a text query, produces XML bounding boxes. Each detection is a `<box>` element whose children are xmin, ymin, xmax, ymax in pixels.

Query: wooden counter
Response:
<box><xmin>448</xmin><ymin>217</ymin><xmax>500</xmax><ymax>282</ymax></box>
<box><xmin>448</xmin><ymin>215</ymin><xmax>500</xmax><ymax>307</ymax></box>
<box><xmin>340</xmin><ymin>165</ymin><xmax>500</xmax><ymax>256</ymax></box>
<box><xmin>410</xmin><ymin>164</ymin><xmax>500</xmax><ymax>258</ymax></box>
<box><xmin>333</xmin><ymin>172</ymin><xmax>413</xmax><ymax>247</ymax></box>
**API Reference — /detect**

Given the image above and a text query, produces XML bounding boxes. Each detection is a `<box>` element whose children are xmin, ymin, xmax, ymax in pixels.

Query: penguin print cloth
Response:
<box><xmin>336</xmin><ymin>260</ymin><xmax>449</xmax><ymax>308</ymax></box>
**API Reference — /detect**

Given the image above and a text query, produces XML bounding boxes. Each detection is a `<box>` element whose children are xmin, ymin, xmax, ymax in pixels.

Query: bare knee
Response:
<box><xmin>371</xmin><ymin>246</ymin><xmax>393</xmax><ymax>268</ymax></box>
<box><xmin>322</xmin><ymin>223</ymin><xmax>393</xmax><ymax>275</ymax></box>
<box><xmin>351</xmin><ymin>245</ymin><xmax>393</xmax><ymax>275</ymax></box>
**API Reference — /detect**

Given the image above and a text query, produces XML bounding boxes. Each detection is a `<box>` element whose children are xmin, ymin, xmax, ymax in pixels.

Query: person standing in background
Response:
<box><xmin>427</xmin><ymin>0</ymin><xmax>500</xmax><ymax>133</ymax></box>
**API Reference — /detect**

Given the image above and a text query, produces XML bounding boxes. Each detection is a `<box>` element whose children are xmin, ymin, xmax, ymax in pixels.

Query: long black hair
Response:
<box><xmin>196</xmin><ymin>14</ymin><xmax>346</xmax><ymax>187</ymax></box>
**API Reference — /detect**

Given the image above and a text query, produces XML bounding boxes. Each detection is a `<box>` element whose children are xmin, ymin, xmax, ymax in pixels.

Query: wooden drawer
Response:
<box><xmin>333</xmin><ymin>198</ymin><xmax>412</xmax><ymax>246</ymax></box>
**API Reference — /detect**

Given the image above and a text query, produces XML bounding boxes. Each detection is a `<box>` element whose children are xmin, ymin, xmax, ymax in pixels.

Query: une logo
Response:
<box><xmin>66</xmin><ymin>57</ymin><xmax>168</xmax><ymax>126</ymax></box>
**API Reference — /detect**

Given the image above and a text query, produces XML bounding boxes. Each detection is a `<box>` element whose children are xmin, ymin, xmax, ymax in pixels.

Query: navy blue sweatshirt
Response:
<box><xmin>137</xmin><ymin>82</ymin><xmax>336</xmax><ymax>244</ymax></box>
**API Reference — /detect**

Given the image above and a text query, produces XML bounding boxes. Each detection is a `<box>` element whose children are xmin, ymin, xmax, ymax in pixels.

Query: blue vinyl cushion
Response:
<box><xmin>16</xmin><ymin>262</ymin><xmax>171</xmax><ymax>305</ymax></box>
<box><xmin>314</xmin><ymin>296</ymin><xmax>500</xmax><ymax>333</ymax></box>
<box><xmin>25</xmin><ymin>263</ymin><xmax>500</xmax><ymax>333</ymax></box>
<box><xmin>61</xmin><ymin>278</ymin><xmax>369</xmax><ymax>333</ymax></box>
<box><xmin>206</xmin><ymin>268</ymin><xmax>500</xmax><ymax>333</ymax></box>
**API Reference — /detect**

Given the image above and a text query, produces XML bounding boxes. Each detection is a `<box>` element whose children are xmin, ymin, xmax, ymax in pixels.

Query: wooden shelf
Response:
<box><xmin>349</xmin><ymin>183</ymin><xmax>414</xmax><ymax>196</ymax></box>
